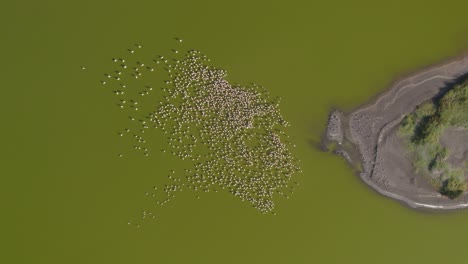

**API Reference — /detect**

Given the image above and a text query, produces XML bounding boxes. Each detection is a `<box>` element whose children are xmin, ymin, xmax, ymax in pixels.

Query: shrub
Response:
<box><xmin>398</xmin><ymin>81</ymin><xmax>468</xmax><ymax>198</ymax></box>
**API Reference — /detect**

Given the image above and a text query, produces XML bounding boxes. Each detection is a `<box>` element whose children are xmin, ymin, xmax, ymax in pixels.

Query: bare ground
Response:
<box><xmin>440</xmin><ymin>128</ymin><xmax>468</xmax><ymax>173</ymax></box>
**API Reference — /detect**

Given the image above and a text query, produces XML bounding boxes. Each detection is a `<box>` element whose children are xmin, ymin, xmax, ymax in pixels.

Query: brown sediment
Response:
<box><xmin>323</xmin><ymin>55</ymin><xmax>468</xmax><ymax>210</ymax></box>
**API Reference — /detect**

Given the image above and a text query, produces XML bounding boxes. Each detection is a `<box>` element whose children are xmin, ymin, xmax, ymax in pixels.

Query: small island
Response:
<box><xmin>323</xmin><ymin>56</ymin><xmax>468</xmax><ymax>210</ymax></box>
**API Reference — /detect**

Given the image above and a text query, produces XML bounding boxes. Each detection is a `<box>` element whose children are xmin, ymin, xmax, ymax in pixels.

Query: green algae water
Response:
<box><xmin>3</xmin><ymin>1</ymin><xmax>468</xmax><ymax>263</ymax></box>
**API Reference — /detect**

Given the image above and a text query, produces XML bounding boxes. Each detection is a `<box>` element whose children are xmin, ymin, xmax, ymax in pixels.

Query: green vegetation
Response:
<box><xmin>399</xmin><ymin>80</ymin><xmax>468</xmax><ymax>198</ymax></box>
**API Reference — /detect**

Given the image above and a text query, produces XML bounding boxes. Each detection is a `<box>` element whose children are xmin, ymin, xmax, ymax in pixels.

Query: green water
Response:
<box><xmin>3</xmin><ymin>1</ymin><xmax>468</xmax><ymax>263</ymax></box>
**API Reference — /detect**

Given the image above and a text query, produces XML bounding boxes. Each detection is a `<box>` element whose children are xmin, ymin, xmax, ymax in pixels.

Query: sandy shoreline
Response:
<box><xmin>323</xmin><ymin>55</ymin><xmax>468</xmax><ymax>210</ymax></box>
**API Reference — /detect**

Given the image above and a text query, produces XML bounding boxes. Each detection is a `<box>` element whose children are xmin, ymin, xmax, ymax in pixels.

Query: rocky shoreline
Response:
<box><xmin>323</xmin><ymin>55</ymin><xmax>468</xmax><ymax>210</ymax></box>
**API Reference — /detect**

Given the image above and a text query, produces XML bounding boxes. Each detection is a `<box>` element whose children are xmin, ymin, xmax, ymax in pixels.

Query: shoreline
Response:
<box><xmin>323</xmin><ymin>54</ymin><xmax>468</xmax><ymax>210</ymax></box>
<box><xmin>344</xmin><ymin>51</ymin><xmax>468</xmax><ymax>114</ymax></box>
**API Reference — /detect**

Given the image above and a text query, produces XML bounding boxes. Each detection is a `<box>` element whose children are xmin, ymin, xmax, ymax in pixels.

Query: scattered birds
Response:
<box><xmin>102</xmin><ymin>39</ymin><xmax>301</xmax><ymax>227</ymax></box>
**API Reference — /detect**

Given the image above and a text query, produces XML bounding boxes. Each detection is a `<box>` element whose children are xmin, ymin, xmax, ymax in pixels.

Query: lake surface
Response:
<box><xmin>3</xmin><ymin>1</ymin><xmax>468</xmax><ymax>263</ymax></box>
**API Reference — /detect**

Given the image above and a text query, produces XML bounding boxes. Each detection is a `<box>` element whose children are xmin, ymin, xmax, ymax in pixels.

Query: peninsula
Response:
<box><xmin>323</xmin><ymin>56</ymin><xmax>468</xmax><ymax>209</ymax></box>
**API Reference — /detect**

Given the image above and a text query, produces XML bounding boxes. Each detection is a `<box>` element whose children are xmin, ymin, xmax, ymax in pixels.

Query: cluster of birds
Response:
<box><xmin>100</xmin><ymin>39</ymin><xmax>301</xmax><ymax>226</ymax></box>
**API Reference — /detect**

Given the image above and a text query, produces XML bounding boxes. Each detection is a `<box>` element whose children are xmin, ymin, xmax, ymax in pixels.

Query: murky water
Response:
<box><xmin>3</xmin><ymin>1</ymin><xmax>468</xmax><ymax>263</ymax></box>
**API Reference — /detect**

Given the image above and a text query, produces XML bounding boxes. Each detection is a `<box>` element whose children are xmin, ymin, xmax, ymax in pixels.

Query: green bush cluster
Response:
<box><xmin>398</xmin><ymin>81</ymin><xmax>468</xmax><ymax>199</ymax></box>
